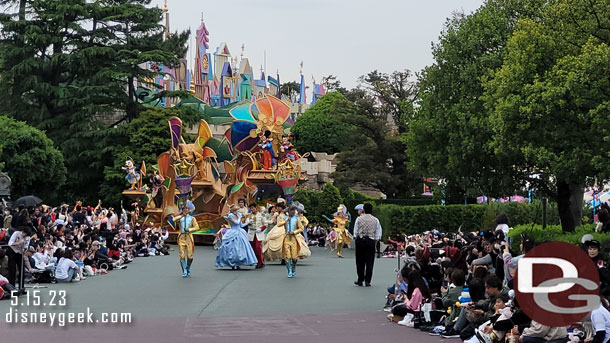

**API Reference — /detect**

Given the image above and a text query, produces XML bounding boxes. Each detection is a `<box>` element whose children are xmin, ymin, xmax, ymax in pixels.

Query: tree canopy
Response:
<box><xmin>406</xmin><ymin>0</ymin><xmax>610</xmax><ymax>231</ymax></box>
<box><xmin>405</xmin><ymin>0</ymin><xmax>546</xmax><ymax>203</ymax></box>
<box><xmin>290</xmin><ymin>92</ymin><xmax>356</xmax><ymax>154</ymax></box>
<box><xmin>483</xmin><ymin>0</ymin><xmax>610</xmax><ymax>231</ymax></box>
<box><xmin>0</xmin><ymin>116</ymin><xmax>66</xmax><ymax>203</ymax></box>
<box><xmin>0</xmin><ymin>0</ymin><xmax>189</xmax><ymax>204</ymax></box>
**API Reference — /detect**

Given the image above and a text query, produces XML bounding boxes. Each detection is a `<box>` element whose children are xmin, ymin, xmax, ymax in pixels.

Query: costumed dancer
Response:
<box><xmin>247</xmin><ymin>203</ymin><xmax>267</xmax><ymax>268</ymax></box>
<box><xmin>215</xmin><ymin>205</ymin><xmax>258</xmax><ymax>269</ymax></box>
<box><xmin>175</xmin><ymin>201</ymin><xmax>198</xmax><ymax>277</ymax></box>
<box><xmin>327</xmin><ymin>204</ymin><xmax>352</xmax><ymax>258</ymax></box>
<box><xmin>295</xmin><ymin>202</ymin><xmax>311</xmax><ymax>260</ymax></box>
<box><xmin>237</xmin><ymin>198</ymin><xmax>249</xmax><ymax>220</ymax></box>
<box><xmin>283</xmin><ymin>205</ymin><xmax>305</xmax><ymax>278</ymax></box>
<box><xmin>263</xmin><ymin>202</ymin><xmax>287</xmax><ymax>262</ymax></box>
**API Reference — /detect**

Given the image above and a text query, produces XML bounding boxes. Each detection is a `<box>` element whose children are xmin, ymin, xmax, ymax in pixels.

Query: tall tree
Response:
<box><xmin>280</xmin><ymin>81</ymin><xmax>300</xmax><ymax>97</ymax></box>
<box><xmin>333</xmin><ymin>86</ymin><xmax>421</xmax><ymax>198</ymax></box>
<box><xmin>405</xmin><ymin>0</ymin><xmax>545</xmax><ymax>203</ymax></box>
<box><xmin>0</xmin><ymin>116</ymin><xmax>66</xmax><ymax>203</ymax></box>
<box><xmin>291</xmin><ymin>92</ymin><xmax>356</xmax><ymax>154</ymax></box>
<box><xmin>484</xmin><ymin>0</ymin><xmax>610</xmax><ymax>231</ymax></box>
<box><xmin>0</xmin><ymin>0</ymin><xmax>189</xmax><ymax>203</ymax></box>
<box><xmin>100</xmin><ymin>0</ymin><xmax>189</xmax><ymax>123</ymax></box>
<box><xmin>359</xmin><ymin>70</ymin><xmax>416</xmax><ymax>133</ymax></box>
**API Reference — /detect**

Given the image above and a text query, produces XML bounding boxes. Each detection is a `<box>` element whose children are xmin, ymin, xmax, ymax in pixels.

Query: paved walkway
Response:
<box><xmin>0</xmin><ymin>246</ymin><xmax>450</xmax><ymax>343</ymax></box>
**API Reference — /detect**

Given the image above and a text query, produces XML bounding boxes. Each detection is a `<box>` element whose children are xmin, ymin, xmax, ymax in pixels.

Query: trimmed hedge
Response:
<box><xmin>507</xmin><ymin>223</ymin><xmax>604</xmax><ymax>252</ymax></box>
<box><xmin>372</xmin><ymin>201</ymin><xmax>561</xmax><ymax>240</ymax></box>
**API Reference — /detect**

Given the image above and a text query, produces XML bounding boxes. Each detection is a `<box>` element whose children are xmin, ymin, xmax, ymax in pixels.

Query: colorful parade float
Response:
<box><xmin>119</xmin><ymin>4</ymin><xmax>327</xmax><ymax>243</ymax></box>
<box><xmin>122</xmin><ymin>95</ymin><xmax>306</xmax><ymax>244</ymax></box>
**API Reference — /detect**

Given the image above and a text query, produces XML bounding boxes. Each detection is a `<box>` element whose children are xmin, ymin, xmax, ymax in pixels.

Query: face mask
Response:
<box><xmin>494</xmin><ymin>244</ymin><xmax>501</xmax><ymax>250</ymax></box>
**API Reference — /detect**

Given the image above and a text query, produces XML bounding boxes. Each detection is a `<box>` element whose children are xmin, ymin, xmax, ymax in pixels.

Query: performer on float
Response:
<box><xmin>215</xmin><ymin>204</ymin><xmax>258</xmax><ymax>269</ymax></box>
<box><xmin>263</xmin><ymin>202</ymin><xmax>287</xmax><ymax>262</ymax></box>
<box><xmin>122</xmin><ymin>160</ymin><xmax>140</xmax><ymax>190</ymax></box>
<box><xmin>175</xmin><ymin>201</ymin><xmax>198</xmax><ymax>277</ymax></box>
<box><xmin>325</xmin><ymin>204</ymin><xmax>352</xmax><ymax>258</ymax></box>
<box><xmin>280</xmin><ymin>136</ymin><xmax>298</xmax><ymax>161</ymax></box>
<box><xmin>282</xmin><ymin>205</ymin><xmax>304</xmax><ymax>278</ymax></box>
<box><xmin>258</xmin><ymin>134</ymin><xmax>276</xmax><ymax>170</ymax></box>
<box><xmin>247</xmin><ymin>203</ymin><xmax>267</xmax><ymax>269</ymax></box>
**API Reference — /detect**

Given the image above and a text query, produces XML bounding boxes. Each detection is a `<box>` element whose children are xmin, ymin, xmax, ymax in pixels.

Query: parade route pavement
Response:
<box><xmin>0</xmin><ymin>246</ymin><xmax>452</xmax><ymax>343</ymax></box>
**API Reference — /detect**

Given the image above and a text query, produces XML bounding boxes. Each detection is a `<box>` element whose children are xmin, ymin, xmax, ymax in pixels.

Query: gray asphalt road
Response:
<box><xmin>0</xmin><ymin>246</ymin><xmax>451</xmax><ymax>343</ymax></box>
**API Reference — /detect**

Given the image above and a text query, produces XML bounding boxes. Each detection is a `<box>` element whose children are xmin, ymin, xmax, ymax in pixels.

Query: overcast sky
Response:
<box><xmin>151</xmin><ymin>0</ymin><xmax>484</xmax><ymax>89</ymax></box>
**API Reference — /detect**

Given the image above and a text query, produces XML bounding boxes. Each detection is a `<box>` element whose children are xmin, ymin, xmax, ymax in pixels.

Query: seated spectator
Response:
<box><xmin>457</xmin><ymin>275</ymin><xmax>509</xmax><ymax>340</ymax></box>
<box><xmin>440</xmin><ymin>269</ymin><xmax>466</xmax><ymax>319</ymax></box>
<box><xmin>389</xmin><ymin>269</ymin><xmax>431</xmax><ymax>326</ymax></box>
<box><xmin>55</xmin><ymin>249</ymin><xmax>80</xmax><ymax>283</ymax></box>
<box><xmin>589</xmin><ymin>295</ymin><xmax>610</xmax><ymax>343</ymax></box>
<box><xmin>518</xmin><ymin>320</ymin><xmax>568</xmax><ymax>343</ymax></box>
<box><xmin>441</xmin><ymin>277</ymin><xmax>487</xmax><ymax>338</ymax></box>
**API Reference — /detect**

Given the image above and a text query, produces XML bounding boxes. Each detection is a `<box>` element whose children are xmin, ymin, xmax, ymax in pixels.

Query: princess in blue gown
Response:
<box><xmin>215</xmin><ymin>205</ymin><xmax>259</xmax><ymax>269</ymax></box>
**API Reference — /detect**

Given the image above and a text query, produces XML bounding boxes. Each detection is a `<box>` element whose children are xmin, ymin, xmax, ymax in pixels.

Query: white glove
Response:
<box><xmin>256</xmin><ymin>228</ymin><xmax>262</xmax><ymax>233</ymax></box>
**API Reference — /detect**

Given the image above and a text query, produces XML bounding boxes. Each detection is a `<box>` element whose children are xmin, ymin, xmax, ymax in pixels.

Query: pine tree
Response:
<box><xmin>0</xmin><ymin>0</ymin><xmax>190</xmax><ymax>203</ymax></box>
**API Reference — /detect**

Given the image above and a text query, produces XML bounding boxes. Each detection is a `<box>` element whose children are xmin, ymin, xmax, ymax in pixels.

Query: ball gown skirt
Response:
<box><xmin>215</xmin><ymin>228</ymin><xmax>258</xmax><ymax>268</ymax></box>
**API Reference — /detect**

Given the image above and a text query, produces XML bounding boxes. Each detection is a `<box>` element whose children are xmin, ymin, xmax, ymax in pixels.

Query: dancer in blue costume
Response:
<box><xmin>215</xmin><ymin>204</ymin><xmax>258</xmax><ymax>269</ymax></box>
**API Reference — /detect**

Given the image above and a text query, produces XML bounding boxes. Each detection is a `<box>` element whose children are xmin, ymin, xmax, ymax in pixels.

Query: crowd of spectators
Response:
<box><xmin>384</xmin><ymin>215</ymin><xmax>610</xmax><ymax>343</ymax></box>
<box><xmin>0</xmin><ymin>202</ymin><xmax>170</xmax><ymax>298</ymax></box>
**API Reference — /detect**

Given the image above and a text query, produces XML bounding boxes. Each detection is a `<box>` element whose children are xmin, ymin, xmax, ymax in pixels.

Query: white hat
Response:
<box><xmin>355</xmin><ymin>204</ymin><xmax>364</xmax><ymax>211</ymax></box>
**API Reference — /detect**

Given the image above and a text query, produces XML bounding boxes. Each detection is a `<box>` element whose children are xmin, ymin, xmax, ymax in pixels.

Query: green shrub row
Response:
<box><xmin>372</xmin><ymin>201</ymin><xmax>561</xmax><ymax>240</ymax></box>
<box><xmin>507</xmin><ymin>223</ymin><xmax>604</xmax><ymax>252</ymax></box>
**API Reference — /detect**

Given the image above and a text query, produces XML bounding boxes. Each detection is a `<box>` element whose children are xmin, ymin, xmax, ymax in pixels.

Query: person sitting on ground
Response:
<box><xmin>588</xmin><ymin>293</ymin><xmax>610</xmax><ymax>343</ymax></box>
<box><xmin>389</xmin><ymin>269</ymin><xmax>431</xmax><ymax>326</ymax></box>
<box><xmin>440</xmin><ymin>269</ymin><xmax>466</xmax><ymax>318</ymax></box>
<box><xmin>441</xmin><ymin>277</ymin><xmax>487</xmax><ymax>338</ymax></box>
<box><xmin>518</xmin><ymin>320</ymin><xmax>568</xmax><ymax>343</ymax></box>
<box><xmin>458</xmin><ymin>275</ymin><xmax>509</xmax><ymax>340</ymax></box>
<box><xmin>54</xmin><ymin>249</ymin><xmax>80</xmax><ymax>283</ymax></box>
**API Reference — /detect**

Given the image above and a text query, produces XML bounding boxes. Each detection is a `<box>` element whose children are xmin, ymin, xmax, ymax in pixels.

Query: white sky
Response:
<box><xmin>151</xmin><ymin>0</ymin><xmax>484</xmax><ymax>89</ymax></box>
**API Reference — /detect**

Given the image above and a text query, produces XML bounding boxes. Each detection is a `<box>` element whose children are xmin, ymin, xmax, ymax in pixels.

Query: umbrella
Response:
<box><xmin>12</xmin><ymin>195</ymin><xmax>43</xmax><ymax>209</ymax></box>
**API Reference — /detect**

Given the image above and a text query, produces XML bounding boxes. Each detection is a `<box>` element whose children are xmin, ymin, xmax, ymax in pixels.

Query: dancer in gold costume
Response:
<box><xmin>282</xmin><ymin>205</ymin><xmax>304</xmax><ymax>278</ymax></box>
<box><xmin>175</xmin><ymin>202</ymin><xmax>199</xmax><ymax>277</ymax></box>
<box><xmin>328</xmin><ymin>204</ymin><xmax>352</xmax><ymax>258</ymax></box>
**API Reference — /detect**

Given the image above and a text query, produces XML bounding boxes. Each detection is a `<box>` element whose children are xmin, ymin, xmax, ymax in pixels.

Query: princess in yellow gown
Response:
<box><xmin>263</xmin><ymin>202</ymin><xmax>311</xmax><ymax>262</ymax></box>
<box><xmin>326</xmin><ymin>204</ymin><xmax>352</xmax><ymax>258</ymax></box>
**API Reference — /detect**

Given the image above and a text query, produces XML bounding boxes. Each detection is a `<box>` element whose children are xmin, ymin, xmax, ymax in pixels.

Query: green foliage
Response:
<box><xmin>373</xmin><ymin>201</ymin><xmax>561</xmax><ymax>241</ymax></box>
<box><xmin>508</xmin><ymin>223</ymin><xmax>600</xmax><ymax>252</ymax></box>
<box><xmin>406</xmin><ymin>0</ymin><xmax>546</xmax><ymax>200</ymax></box>
<box><xmin>0</xmin><ymin>0</ymin><xmax>189</xmax><ymax>205</ymax></box>
<box><xmin>333</xmin><ymin>83</ymin><xmax>421</xmax><ymax>198</ymax></box>
<box><xmin>294</xmin><ymin>184</ymin><xmax>368</xmax><ymax>225</ymax></box>
<box><xmin>99</xmin><ymin>107</ymin><xmax>206</xmax><ymax>207</ymax></box>
<box><xmin>483</xmin><ymin>0</ymin><xmax>610</xmax><ymax>231</ymax></box>
<box><xmin>0</xmin><ymin>116</ymin><xmax>66</xmax><ymax>203</ymax></box>
<box><xmin>280</xmin><ymin>81</ymin><xmax>300</xmax><ymax>97</ymax></box>
<box><xmin>291</xmin><ymin>92</ymin><xmax>356</xmax><ymax>154</ymax></box>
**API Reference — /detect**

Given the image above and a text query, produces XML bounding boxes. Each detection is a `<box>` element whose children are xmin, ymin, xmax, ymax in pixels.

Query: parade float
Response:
<box><xmin>122</xmin><ymin>95</ymin><xmax>306</xmax><ymax>243</ymax></box>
